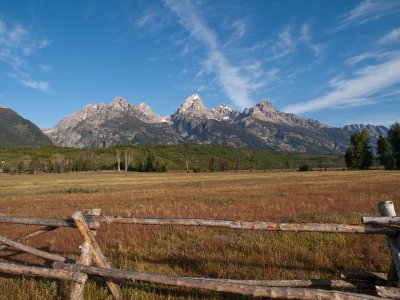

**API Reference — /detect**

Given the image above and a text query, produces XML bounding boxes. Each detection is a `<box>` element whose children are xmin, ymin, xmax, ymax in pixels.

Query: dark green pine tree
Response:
<box><xmin>345</xmin><ymin>129</ymin><xmax>373</xmax><ymax>170</ymax></box>
<box><xmin>208</xmin><ymin>157</ymin><xmax>217</xmax><ymax>172</ymax></box>
<box><xmin>377</xmin><ymin>135</ymin><xmax>393</xmax><ymax>169</ymax></box>
<box><xmin>388</xmin><ymin>122</ymin><xmax>400</xmax><ymax>169</ymax></box>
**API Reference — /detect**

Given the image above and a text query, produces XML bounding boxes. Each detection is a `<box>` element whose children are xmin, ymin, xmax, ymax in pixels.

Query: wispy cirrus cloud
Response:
<box><xmin>345</xmin><ymin>51</ymin><xmax>394</xmax><ymax>66</ymax></box>
<box><xmin>231</xmin><ymin>20</ymin><xmax>246</xmax><ymax>39</ymax></box>
<box><xmin>299</xmin><ymin>24</ymin><xmax>323</xmax><ymax>56</ymax></box>
<box><xmin>345</xmin><ymin>51</ymin><xmax>379</xmax><ymax>66</ymax></box>
<box><xmin>164</xmin><ymin>0</ymin><xmax>258</xmax><ymax>108</ymax></box>
<box><xmin>338</xmin><ymin>0</ymin><xmax>400</xmax><ymax>29</ymax></box>
<box><xmin>271</xmin><ymin>24</ymin><xmax>322</xmax><ymax>59</ymax></box>
<box><xmin>378</xmin><ymin>27</ymin><xmax>400</xmax><ymax>45</ymax></box>
<box><xmin>20</xmin><ymin>78</ymin><xmax>50</xmax><ymax>92</ymax></box>
<box><xmin>0</xmin><ymin>19</ymin><xmax>51</xmax><ymax>92</ymax></box>
<box><xmin>134</xmin><ymin>6</ymin><xmax>169</xmax><ymax>34</ymax></box>
<box><xmin>284</xmin><ymin>51</ymin><xmax>400</xmax><ymax>114</ymax></box>
<box><xmin>271</xmin><ymin>26</ymin><xmax>295</xmax><ymax>59</ymax></box>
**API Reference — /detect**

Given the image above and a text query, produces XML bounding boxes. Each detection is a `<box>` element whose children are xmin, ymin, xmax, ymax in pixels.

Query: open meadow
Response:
<box><xmin>0</xmin><ymin>170</ymin><xmax>399</xmax><ymax>299</ymax></box>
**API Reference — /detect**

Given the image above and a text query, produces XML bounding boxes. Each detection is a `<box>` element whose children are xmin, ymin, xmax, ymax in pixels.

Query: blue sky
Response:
<box><xmin>0</xmin><ymin>0</ymin><xmax>399</xmax><ymax>128</ymax></box>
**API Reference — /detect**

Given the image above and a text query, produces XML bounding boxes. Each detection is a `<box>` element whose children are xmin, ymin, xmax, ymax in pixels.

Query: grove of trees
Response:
<box><xmin>344</xmin><ymin>122</ymin><xmax>400</xmax><ymax>170</ymax></box>
<box><xmin>345</xmin><ymin>129</ymin><xmax>373</xmax><ymax>170</ymax></box>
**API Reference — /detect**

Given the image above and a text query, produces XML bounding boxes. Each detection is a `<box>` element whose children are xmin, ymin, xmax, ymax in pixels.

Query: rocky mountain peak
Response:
<box><xmin>211</xmin><ymin>103</ymin><xmax>237</xmax><ymax>121</ymax></box>
<box><xmin>137</xmin><ymin>102</ymin><xmax>152</xmax><ymax>111</ymax></box>
<box><xmin>179</xmin><ymin>94</ymin><xmax>205</xmax><ymax>112</ymax></box>
<box><xmin>173</xmin><ymin>94</ymin><xmax>214</xmax><ymax>120</ymax></box>
<box><xmin>243</xmin><ymin>100</ymin><xmax>278</xmax><ymax>122</ymax></box>
<box><xmin>110</xmin><ymin>96</ymin><xmax>130</xmax><ymax>110</ymax></box>
<box><xmin>255</xmin><ymin>100</ymin><xmax>277</xmax><ymax>113</ymax></box>
<box><xmin>343</xmin><ymin>124</ymin><xmax>389</xmax><ymax>140</ymax></box>
<box><xmin>133</xmin><ymin>102</ymin><xmax>165</xmax><ymax>123</ymax></box>
<box><xmin>82</xmin><ymin>103</ymin><xmax>106</xmax><ymax>113</ymax></box>
<box><xmin>214</xmin><ymin>103</ymin><xmax>232</xmax><ymax>111</ymax></box>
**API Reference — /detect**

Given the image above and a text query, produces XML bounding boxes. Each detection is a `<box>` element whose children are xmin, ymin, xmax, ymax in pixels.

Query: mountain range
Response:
<box><xmin>41</xmin><ymin>94</ymin><xmax>389</xmax><ymax>152</ymax></box>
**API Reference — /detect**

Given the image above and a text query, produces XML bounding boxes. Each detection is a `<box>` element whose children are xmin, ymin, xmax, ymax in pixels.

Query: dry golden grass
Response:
<box><xmin>0</xmin><ymin>170</ymin><xmax>399</xmax><ymax>299</ymax></box>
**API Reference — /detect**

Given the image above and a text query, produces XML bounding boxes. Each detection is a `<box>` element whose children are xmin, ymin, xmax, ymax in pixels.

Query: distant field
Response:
<box><xmin>0</xmin><ymin>170</ymin><xmax>399</xmax><ymax>299</ymax></box>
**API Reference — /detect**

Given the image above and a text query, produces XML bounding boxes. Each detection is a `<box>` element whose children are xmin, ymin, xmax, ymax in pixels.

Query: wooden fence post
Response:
<box><xmin>72</xmin><ymin>211</ymin><xmax>122</xmax><ymax>300</ymax></box>
<box><xmin>70</xmin><ymin>209</ymin><xmax>100</xmax><ymax>300</ymax></box>
<box><xmin>379</xmin><ymin>200</ymin><xmax>400</xmax><ymax>286</ymax></box>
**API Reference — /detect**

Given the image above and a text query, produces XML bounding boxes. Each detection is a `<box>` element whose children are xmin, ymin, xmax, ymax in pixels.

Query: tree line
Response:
<box><xmin>0</xmin><ymin>146</ymin><xmax>345</xmax><ymax>174</ymax></box>
<box><xmin>345</xmin><ymin>122</ymin><xmax>400</xmax><ymax>170</ymax></box>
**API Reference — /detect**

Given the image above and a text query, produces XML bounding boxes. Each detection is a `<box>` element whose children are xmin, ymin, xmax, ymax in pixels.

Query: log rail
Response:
<box><xmin>0</xmin><ymin>200</ymin><xmax>399</xmax><ymax>299</ymax></box>
<box><xmin>89</xmin><ymin>215</ymin><xmax>399</xmax><ymax>234</ymax></box>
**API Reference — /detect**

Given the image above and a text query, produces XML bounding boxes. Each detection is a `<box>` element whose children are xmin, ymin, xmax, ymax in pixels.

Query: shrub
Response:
<box><xmin>298</xmin><ymin>164</ymin><xmax>311</xmax><ymax>172</ymax></box>
<box><xmin>2</xmin><ymin>165</ymin><xmax>10</xmax><ymax>173</ymax></box>
<box><xmin>66</xmin><ymin>185</ymin><xmax>99</xmax><ymax>194</ymax></box>
<box><xmin>193</xmin><ymin>166</ymin><xmax>201</xmax><ymax>173</ymax></box>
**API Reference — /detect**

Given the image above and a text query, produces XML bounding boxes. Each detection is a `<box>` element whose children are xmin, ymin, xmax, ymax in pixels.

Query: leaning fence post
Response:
<box><xmin>72</xmin><ymin>211</ymin><xmax>122</xmax><ymax>300</ymax></box>
<box><xmin>70</xmin><ymin>209</ymin><xmax>100</xmax><ymax>300</ymax></box>
<box><xmin>379</xmin><ymin>200</ymin><xmax>400</xmax><ymax>286</ymax></box>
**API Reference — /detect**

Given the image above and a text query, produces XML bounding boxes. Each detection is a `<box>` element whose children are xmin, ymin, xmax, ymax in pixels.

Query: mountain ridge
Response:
<box><xmin>42</xmin><ymin>94</ymin><xmax>389</xmax><ymax>152</ymax></box>
<box><xmin>0</xmin><ymin>107</ymin><xmax>53</xmax><ymax>148</ymax></box>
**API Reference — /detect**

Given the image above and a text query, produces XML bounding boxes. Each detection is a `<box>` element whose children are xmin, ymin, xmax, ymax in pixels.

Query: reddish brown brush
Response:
<box><xmin>0</xmin><ymin>170</ymin><xmax>399</xmax><ymax>299</ymax></box>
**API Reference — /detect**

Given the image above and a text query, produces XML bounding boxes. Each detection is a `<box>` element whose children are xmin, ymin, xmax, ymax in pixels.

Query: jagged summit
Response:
<box><xmin>137</xmin><ymin>102</ymin><xmax>152</xmax><ymax>111</ymax></box>
<box><xmin>213</xmin><ymin>103</ymin><xmax>232</xmax><ymax>110</ymax></box>
<box><xmin>211</xmin><ymin>103</ymin><xmax>236</xmax><ymax>121</ymax></box>
<box><xmin>256</xmin><ymin>99</ymin><xmax>277</xmax><ymax>113</ymax></box>
<box><xmin>110</xmin><ymin>96</ymin><xmax>130</xmax><ymax>110</ymax></box>
<box><xmin>179</xmin><ymin>94</ymin><xmax>205</xmax><ymax>111</ymax></box>
<box><xmin>174</xmin><ymin>94</ymin><xmax>214</xmax><ymax>119</ymax></box>
<box><xmin>243</xmin><ymin>99</ymin><xmax>278</xmax><ymax>120</ymax></box>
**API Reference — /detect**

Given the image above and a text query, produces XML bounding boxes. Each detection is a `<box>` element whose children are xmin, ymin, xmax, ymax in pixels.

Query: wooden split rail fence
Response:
<box><xmin>1</xmin><ymin>201</ymin><xmax>400</xmax><ymax>299</ymax></box>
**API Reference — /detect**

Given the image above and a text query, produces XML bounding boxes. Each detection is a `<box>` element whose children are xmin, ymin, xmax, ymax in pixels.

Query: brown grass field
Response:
<box><xmin>0</xmin><ymin>170</ymin><xmax>399</xmax><ymax>299</ymax></box>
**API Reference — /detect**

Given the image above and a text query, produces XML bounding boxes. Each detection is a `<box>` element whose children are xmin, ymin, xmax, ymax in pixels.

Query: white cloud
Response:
<box><xmin>271</xmin><ymin>24</ymin><xmax>322</xmax><ymax>59</ymax></box>
<box><xmin>0</xmin><ymin>19</ymin><xmax>50</xmax><ymax>93</ymax></box>
<box><xmin>20</xmin><ymin>78</ymin><xmax>49</xmax><ymax>92</ymax></box>
<box><xmin>40</xmin><ymin>64</ymin><xmax>53</xmax><ymax>72</ymax></box>
<box><xmin>299</xmin><ymin>24</ymin><xmax>323</xmax><ymax>56</ymax></box>
<box><xmin>345</xmin><ymin>51</ymin><xmax>394</xmax><ymax>66</ymax></box>
<box><xmin>232</xmin><ymin>20</ymin><xmax>246</xmax><ymax>39</ymax></box>
<box><xmin>338</xmin><ymin>0</ymin><xmax>400</xmax><ymax>28</ymax></box>
<box><xmin>378</xmin><ymin>28</ymin><xmax>400</xmax><ymax>45</ymax></box>
<box><xmin>265</xmin><ymin>68</ymin><xmax>279</xmax><ymax>80</ymax></box>
<box><xmin>284</xmin><ymin>52</ymin><xmax>400</xmax><ymax>114</ymax></box>
<box><xmin>271</xmin><ymin>26</ymin><xmax>295</xmax><ymax>59</ymax></box>
<box><xmin>134</xmin><ymin>6</ymin><xmax>169</xmax><ymax>34</ymax></box>
<box><xmin>164</xmin><ymin>0</ymin><xmax>256</xmax><ymax>108</ymax></box>
<box><xmin>345</xmin><ymin>52</ymin><xmax>378</xmax><ymax>66</ymax></box>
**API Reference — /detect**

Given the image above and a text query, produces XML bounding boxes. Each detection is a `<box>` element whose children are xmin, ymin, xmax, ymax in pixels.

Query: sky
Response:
<box><xmin>0</xmin><ymin>0</ymin><xmax>399</xmax><ymax>128</ymax></box>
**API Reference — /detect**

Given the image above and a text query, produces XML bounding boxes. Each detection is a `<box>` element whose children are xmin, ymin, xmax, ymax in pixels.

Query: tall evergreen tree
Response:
<box><xmin>379</xmin><ymin>122</ymin><xmax>400</xmax><ymax>170</ymax></box>
<box><xmin>345</xmin><ymin>129</ymin><xmax>373</xmax><ymax>170</ymax></box>
<box><xmin>388</xmin><ymin>122</ymin><xmax>400</xmax><ymax>169</ymax></box>
<box><xmin>144</xmin><ymin>151</ymin><xmax>156</xmax><ymax>172</ymax></box>
<box><xmin>377</xmin><ymin>135</ymin><xmax>393</xmax><ymax>169</ymax></box>
<box><xmin>208</xmin><ymin>157</ymin><xmax>217</xmax><ymax>172</ymax></box>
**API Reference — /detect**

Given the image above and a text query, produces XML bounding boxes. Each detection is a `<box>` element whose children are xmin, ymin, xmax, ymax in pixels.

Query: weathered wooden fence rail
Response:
<box><xmin>0</xmin><ymin>200</ymin><xmax>399</xmax><ymax>299</ymax></box>
<box><xmin>87</xmin><ymin>215</ymin><xmax>400</xmax><ymax>234</ymax></box>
